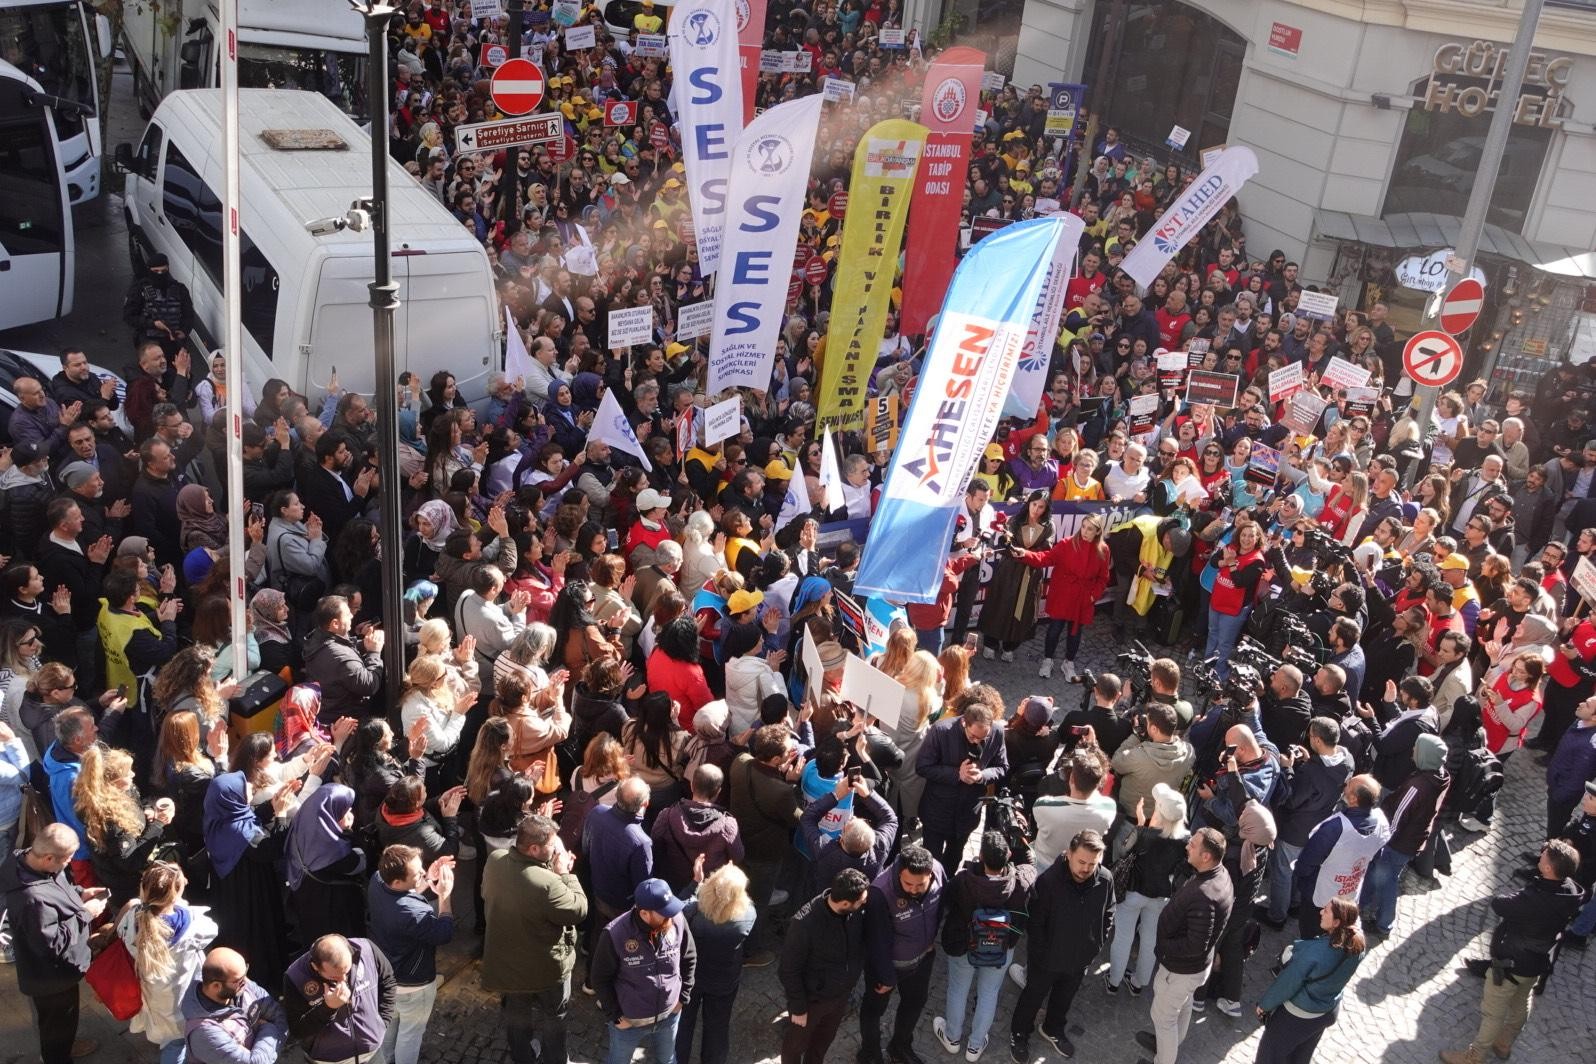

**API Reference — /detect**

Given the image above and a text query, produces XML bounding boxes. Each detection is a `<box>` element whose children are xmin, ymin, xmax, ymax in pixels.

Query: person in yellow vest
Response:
<box><xmin>96</xmin><ymin>566</ymin><xmax>180</xmax><ymax>774</ymax></box>
<box><xmin>1105</xmin><ymin>513</ymin><xmax>1191</xmax><ymax>642</ymax></box>
<box><xmin>633</xmin><ymin>0</ymin><xmax>664</xmax><ymax>32</ymax></box>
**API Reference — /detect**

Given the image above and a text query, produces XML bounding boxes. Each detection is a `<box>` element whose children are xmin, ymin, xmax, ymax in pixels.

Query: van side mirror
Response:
<box><xmin>113</xmin><ymin>142</ymin><xmax>134</xmax><ymax>175</ymax></box>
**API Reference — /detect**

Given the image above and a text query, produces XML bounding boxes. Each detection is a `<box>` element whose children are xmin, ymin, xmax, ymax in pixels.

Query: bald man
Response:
<box><xmin>1</xmin><ymin>824</ymin><xmax>106</xmax><ymax>1064</ymax></box>
<box><xmin>9</xmin><ymin>376</ymin><xmax>77</xmax><ymax>460</ymax></box>
<box><xmin>283</xmin><ymin>934</ymin><xmax>396</xmax><ymax>1064</ymax></box>
<box><xmin>181</xmin><ymin>946</ymin><xmax>289</xmax><ymax>1064</ymax></box>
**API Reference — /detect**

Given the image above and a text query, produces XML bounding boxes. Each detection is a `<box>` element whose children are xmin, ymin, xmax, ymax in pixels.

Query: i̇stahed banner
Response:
<box><xmin>818</xmin><ymin>120</ymin><xmax>928</xmax><ymax>429</ymax></box>
<box><xmin>735</xmin><ymin>0</ymin><xmax>767</xmax><ymax>127</ymax></box>
<box><xmin>669</xmin><ymin>0</ymin><xmax>744</xmax><ymax>277</ymax></box>
<box><xmin>708</xmin><ymin>94</ymin><xmax>823</xmax><ymax>394</ymax></box>
<box><xmin>855</xmin><ymin>216</ymin><xmax>1073</xmax><ymax>602</ymax></box>
<box><xmin>1119</xmin><ymin>145</ymin><xmax>1259</xmax><ymax>290</ymax></box>
<box><xmin>1004</xmin><ymin>213</ymin><xmax>1084</xmax><ymax>418</ymax></box>
<box><xmin>898</xmin><ymin>45</ymin><xmax>985</xmax><ymax>337</ymax></box>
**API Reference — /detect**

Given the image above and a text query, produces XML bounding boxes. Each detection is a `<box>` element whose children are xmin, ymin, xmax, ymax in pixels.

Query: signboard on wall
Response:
<box><xmin>1268</xmin><ymin>22</ymin><xmax>1302</xmax><ymax>59</ymax></box>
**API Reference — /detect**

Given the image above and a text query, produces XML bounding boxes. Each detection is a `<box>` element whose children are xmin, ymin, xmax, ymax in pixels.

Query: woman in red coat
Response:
<box><xmin>1015</xmin><ymin>512</ymin><xmax>1110</xmax><ymax>681</ymax></box>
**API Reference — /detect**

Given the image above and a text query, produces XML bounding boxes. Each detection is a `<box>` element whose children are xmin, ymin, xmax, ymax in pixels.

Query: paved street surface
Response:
<box><xmin>5</xmin><ymin>622</ymin><xmax>1591</xmax><ymax>1063</ymax></box>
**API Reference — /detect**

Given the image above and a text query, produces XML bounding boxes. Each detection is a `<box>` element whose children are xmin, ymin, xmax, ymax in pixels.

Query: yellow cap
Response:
<box><xmin>666</xmin><ymin>341</ymin><xmax>690</xmax><ymax>358</ymax></box>
<box><xmin>765</xmin><ymin>458</ymin><xmax>792</xmax><ymax>480</ymax></box>
<box><xmin>1437</xmin><ymin>552</ymin><xmax>1470</xmax><ymax>571</ymax></box>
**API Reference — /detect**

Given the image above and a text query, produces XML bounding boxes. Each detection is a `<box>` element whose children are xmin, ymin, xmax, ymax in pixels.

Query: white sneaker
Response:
<box><xmin>1061</xmin><ymin>660</ymin><xmax>1079</xmax><ymax>683</ymax></box>
<box><xmin>964</xmin><ymin>1041</ymin><xmax>985</xmax><ymax>1062</ymax></box>
<box><xmin>1037</xmin><ymin>658</ymin><xmax>1054</xmax><ymax>679</ymax></box>
<box><xmin>933</xmin><ymin>1017</ymin><xmax>961</xmax><ymax>1055</ymax></box>
<box><xmin>1216</xmin><ymin>997</ymin><xmax>1243</xmax><ymax>1018</ymax></box>
<box><xmin>1458</xmin><ymin>815</ymin><xmax>1489</xmax><ymax>833</ymax></box>
<box><xmin>1007</xmin><ymin>962</ymin><xmax>1027</xmax><ymax>989</ymax></box>
<box><xmin>1000</xmin><ymin>650</ymin><xmax>1014</xmax><ymax>663</ymax></box>
<box><xmin>981</xmin><ymin>645</ymin><xmax>995</xmax><ymax>660</ymax></box>
<box><xmin>770</xmin><ymin>889</ymin><xmax>790</xmax><ymax>907</ymax></box>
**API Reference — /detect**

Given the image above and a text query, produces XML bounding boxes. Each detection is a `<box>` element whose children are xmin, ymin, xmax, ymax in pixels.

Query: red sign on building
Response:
<box><xmin>1268</xmin><ymin>22</ymin><xmax>1302</xmax><ymax>59</ymax></box>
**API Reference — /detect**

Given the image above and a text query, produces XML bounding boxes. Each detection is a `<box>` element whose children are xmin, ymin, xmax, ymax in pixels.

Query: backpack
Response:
<box><xmin>558</xmin><ymin>773</ymin><xmax>619</xmax><ymax>853</ymax></box>
<box><xmin>967</xmin><ymin>907</ymin><xmax>1012</xmax><ymax>968</ymax></box>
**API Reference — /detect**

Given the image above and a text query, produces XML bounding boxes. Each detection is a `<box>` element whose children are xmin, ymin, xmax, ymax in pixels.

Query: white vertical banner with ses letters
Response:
<box><xmin>1120</xmin><ymin>146</ymin><xmax>1259</xmax><ymax>290</ymax></box>
<box><xmin>708</xmin><ymin>93</ymin><xmax>824</xmax><ymax>394</ymax></box>
<box><xmin>1004</xmin><ymin>213</ymin><xmax>1083</xmax><ymax>417</ymax></box>
<box><xmin>669</xmin><ymin>0</ymin><xmax>744</xmax><ymax>277</ymax></box>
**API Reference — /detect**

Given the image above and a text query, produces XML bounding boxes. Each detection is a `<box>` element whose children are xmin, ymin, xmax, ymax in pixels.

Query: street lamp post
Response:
<box><xmin>353</xmin><ymin>0</ymin><xmax>407</xmax><ymax>697</ymax></box>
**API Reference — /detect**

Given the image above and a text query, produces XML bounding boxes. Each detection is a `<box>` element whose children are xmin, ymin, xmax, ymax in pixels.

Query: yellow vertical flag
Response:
<box><xmin>816</xmin><ymin>120</ymin><xmax>927</xmax><ymax>429</ymax></box>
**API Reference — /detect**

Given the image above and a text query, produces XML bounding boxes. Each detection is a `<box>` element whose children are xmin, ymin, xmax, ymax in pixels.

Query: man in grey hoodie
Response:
<box><xmin>181</xmin><ymin>946</ymin><xmax>290</xmax><ymax>1064</ymax></box>
<box><xmin>1258</xmin><ymin>717</ymin><xmax>1352</xmax><ymax>930</ymax></box>
<box><xmin>1111</xmin><ymin>704</ymin><xmax>1195</xmax><ymax>822</ymax></box>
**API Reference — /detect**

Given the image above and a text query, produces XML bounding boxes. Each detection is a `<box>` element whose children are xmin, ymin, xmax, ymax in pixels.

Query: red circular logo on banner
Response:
<box><xmin>932</xmin><ymin>77</ymin><xmax>967</xmax><ymax>122</ymax></box>
<box><xmin>793</xmin><ymin>245</ymin><xmax>814</xmax><ymax>272</ymax></box>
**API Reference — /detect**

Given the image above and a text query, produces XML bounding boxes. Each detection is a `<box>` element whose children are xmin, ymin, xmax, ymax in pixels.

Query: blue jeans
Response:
<box><xmin>1571</xmin><ymin>889</ymin><xmax>1596</xmax><ymax>937</ymax></box>
<box><xmin>915</xmin><ymin>626</ymin><xmax>946</xmax><ymax>654</ymax></box>
<box><xmin>942</xmin><ymin>950</ymin><xmax>1010</xmax><ymax>1053</ymax></box>
<box><xmin>380</xmin><ymin>979</ymin><xmax>440</xmax><ymax>1064</ymax></box>
<box><xmin>159</xmin><ymin>1040</ymin><xmax>186</xmax><ymax>1064</ymax></box>
<box><xmin>1265</xmin><ymin>841</ymin><xmax>1304</xmax><ymax>923</ymax></box>
<box><xmin>1360</xmin><ymin>846</ymin><xmax>1414</xmax><ymax>934</ymax></box>
<box><xmin>1107</xmin><ymin>891</ymin><xmax>1167</xmax><ymax>989</ymax></box>
<box><xmin>607</xmin><ymin>1011</ymin><xmax>680</xmax><ymax>1064</ymax></box>
<box><xmin>1204</xmin><ymin>605</ymin><xmax>1250</xmax><ymax>679</ymax></box>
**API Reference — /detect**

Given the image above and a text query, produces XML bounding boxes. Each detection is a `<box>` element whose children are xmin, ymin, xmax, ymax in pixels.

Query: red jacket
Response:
<box><xmin>906</xmin><ymin>554</ymin><xmax>981</xmax><ymax>630</ymax></box>
<box><xmin>624</xmin><ymin>519</ymin><xmax>672</xmax><ymax>569</ymax></box>
<box><xmin>1549</xmin><ymin>617</ymin><xmax>1596</xmax><ymax>688</ymax></box>
<box><xmin>647</xmin><ymin>648</ymin><xmax>714</xmax><ymax>730</ymax></box>
<box><xmin>1015</xmin><ymin>535</ymin><xmax>1110</xmax><ymax>625</ymax></box>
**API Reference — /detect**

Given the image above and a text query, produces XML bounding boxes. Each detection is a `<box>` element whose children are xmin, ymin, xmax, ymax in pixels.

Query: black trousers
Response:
<box><xmin>1011</xmin><ymin>966</ymin><xmax>1084</xmax><ymax>1040</ymax></box>
<box><xmin>676</xmin><ymin>987</ymin><xmax>739</xmax><ymax>1064</ymax></box>
<box><xmin>1256</xmin><ymin>1005</ymin><xmax>1338</xmax><ymax>1064</ymax></box>
<box><xmin>29</xmin><ymin>985</ymin><xmax>80</xmax><ymax>1064</ymax></box>
<box><xmin>860</xmin><ymin>951</ymin><xmax>936</xmax><ymax>1058</ymax></box>
<box><xmin>503</xmin><ymin>983</ymin><xmax>570</xmax><ymax>1064</ymax></box>
<box><xmin>781</xmin><ymin>994</ymin><xmax>850</xmax><ymax>1064</ymax></box>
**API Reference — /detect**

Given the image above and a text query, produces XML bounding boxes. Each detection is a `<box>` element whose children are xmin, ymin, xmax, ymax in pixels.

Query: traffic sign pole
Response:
<box><xmin>1403</xmin><ymin>331</ymin><xmax>1465</xmax><ymax>389</ymax></box>
<box><xmin>499</xmin><ymin>0</ymin><xmax>527</xmax><ymax>223</ymax></box>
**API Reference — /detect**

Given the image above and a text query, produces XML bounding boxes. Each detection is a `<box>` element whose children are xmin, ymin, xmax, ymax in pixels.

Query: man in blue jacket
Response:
<box><xmin>860</xmin><ymin>844</ymin><xmax>944</xmax><ymax>1064</ymax></box>
<box><xmin>1291</xmin><ymin>775</ymin><xmax>1390</xmax><ymax>941</ymax></box>
<box><xmin>584</xmin><ymin>777</ymin><xmax>655</xmax><ymax>926</ymax></box>
<box><xmin>1546</xmin><ymin>695</ymin><xmax>1596</xmax><ymax>838</ymax></box>
<box><xmin>915</xmin><ymin>690</ymin><xmax>1010</xmax><ymax>874</ymax></box>
<box><xmin>181</xmin><ymin>947</ymin><xmax>290</xmax><ymax>1064</ymax></box>
<box><xmin>368</xmin><ymin>845</ymin><xmax>456</xmax><ymax>1064</ymax></box>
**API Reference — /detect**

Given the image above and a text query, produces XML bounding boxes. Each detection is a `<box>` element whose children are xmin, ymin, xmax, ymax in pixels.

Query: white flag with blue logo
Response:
<box><xmin>1120</xmin><ymin>145</ymin><xmax>1259</xmax><ymax>290</ymax></box>
<box><xmin>587</xmin><ymin>388</ymin><xmax>653</xmax><ymax>471</ymax></box>
<box><xmin>669</xmin><ymin>0</ymin><xmax>744</xmax><ymax>277</ymax></box>
<box><xmin>1004</xmin><ymin>214</ymin><xmax>1083</xmax><ymax>418</ymax></box>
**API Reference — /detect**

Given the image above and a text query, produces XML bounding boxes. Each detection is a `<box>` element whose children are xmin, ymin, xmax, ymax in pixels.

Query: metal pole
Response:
<box><xmin>360</xmin><ymin>2</ymin><xmax>407</xmax><ymax>697</ymax></box>
<box><xmin>1413</xmin><ymin>0</ymin><xmax>1545</xmax><ymax>424</ymax></box>
<box><xmin>220</xmin><ymin>0</ymin><xmax>247</xmax><ymax>683</ymax></box>
<box><xmin>1070</xmin><ymin>0</ymin><xmax>1126</xmax><ymax>207</ymax></box>
<box><xmin>499</xmin><ymin>0</ymin><xmax>526</xmax><ymax>223</ymax></box>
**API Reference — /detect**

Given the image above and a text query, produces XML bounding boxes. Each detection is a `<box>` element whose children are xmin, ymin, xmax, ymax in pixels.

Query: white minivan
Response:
<box><xmin>115</xmin><ymin>89</ymin><xmax>500</xmax><ymax>407</ymax></box>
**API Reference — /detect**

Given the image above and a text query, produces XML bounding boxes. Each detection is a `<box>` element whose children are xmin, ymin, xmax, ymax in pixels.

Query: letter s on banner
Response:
<box><xmin>856</xmin><ymin>217</ymin><xmax>1071</xmax><ymax>603</ymax></box>
<box><xmin>669</xmin><ymin>0</ymin><xmax>745</xmax><ymax>278</ymax></box>
<box><xmin>708</xmin><ymin>94</ymin><xmax>824</xmax><ymax>395</ymax></box>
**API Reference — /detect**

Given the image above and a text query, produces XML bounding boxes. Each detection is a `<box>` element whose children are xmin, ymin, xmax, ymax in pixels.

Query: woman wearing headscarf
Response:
<box><xmin>284</xmin><ymin>783</ymin><xmax>368</xmax><ymax>942</ymax></box>
<box><xmin>398</xmin><ymin>407</ymin><xmax>428</xmax><ymax>482</ymax></box>
<box><xmin>570</xmin><ymin>371</ymin><xmax>605</xmax><ymax>414</ymax></box>
<box><xmin>176</xmin><ymin>485</ymin><xmax>228</xmax><ymax>553</ymax></box>
<box><xmin>249</xmin><ymin>587</ymin><xmax>297</xmax><ymax>674</ymax></box>
<box><xmin>543</xmin><ymin>381</ymin><xmax>588</xmax><ymax>456</ymax></box>
<box><xmin>404</xmin><ymin>499</ymin><xmax>458</xmax><ymax>583</ymax></box>
<box><xmin>203</xmin><ymin>771</ymin><xmax>295</xmax><ymax>986</ymax></box>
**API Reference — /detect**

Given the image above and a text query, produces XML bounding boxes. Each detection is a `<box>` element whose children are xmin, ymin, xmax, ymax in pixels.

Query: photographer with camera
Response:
<box><xmin>1147</xmin><ymin>657</ymin><xmax>1196</xmax><ymax>734</ymax></box>
<box><xmin>1260</xmin><ymin>665</ymin><xmax>1312</xmax><ymax>751</ymax></box>
<box><xmin>1305</xmin><ymin>582</ymin><xmax>1366</xmax><ymax>645</ymax></box>
<box><xmin>1308</xmin><ymin>665</ymin><xmax>1354</xmax><ymax>725</ymax></box>
<box><xmin>1193</xmin><ymin>725</ymin><xmax>1279</xmax><ymax>834</ymax></box>
<box><xmin>1111</xmin><ymin>703</ymin><xmax>1195</xmax><ymax>824</ymax></box>
<box><xmin>1059</xmin><ymin>673</ymin><xmax>1133</xmax><ymax>758</ymax></box>
<box><xmin>1325</xmin><ymin>618</ymin><xmax>1368</xmax><ymax>705</ymax></box>
<box><xmin>1258</xmin><ymin>718</ymin><xmax>1355</xmax><ymax>931</ymax></box>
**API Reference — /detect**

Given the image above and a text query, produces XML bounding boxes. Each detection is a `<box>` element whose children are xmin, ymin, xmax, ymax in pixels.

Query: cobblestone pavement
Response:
<box><xmin>5</xmin><ymin>623</ymin><xmax>1592</xmax><ymax>1064</ymax></box>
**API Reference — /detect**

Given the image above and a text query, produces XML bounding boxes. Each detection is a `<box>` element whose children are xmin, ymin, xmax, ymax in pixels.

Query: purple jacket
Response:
<box><xmin>591</xmin><ymin>908</ymin><xmax>697</xmax><ymax>1023</ymax></box>
<box><xmin>1007</xmin><ymin>457</ymin><xmax>1059</xmax><ymax>496</ymax></box>
<box><xmin>865</xmin><ymin>857</ymin><xmax>945</xmax><ymax>987</ymax></box>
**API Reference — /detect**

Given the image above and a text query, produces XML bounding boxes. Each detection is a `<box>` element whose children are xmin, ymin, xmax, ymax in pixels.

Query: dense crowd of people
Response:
<box><xmin>4</xmin><ymin>3</ymin><xmax>1596</xmax><ymax>1064</ymax></box>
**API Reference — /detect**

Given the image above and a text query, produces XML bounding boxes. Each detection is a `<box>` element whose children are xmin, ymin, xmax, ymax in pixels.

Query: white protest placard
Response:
<box><xmin>1321</xmin><ymin>355</ymin><xmax>1371</xmax><ymax>391</ymax></box>
<box><xmin>552</xmin><ymin>0</ymin><xmax>580</xmax><ymax>25</ymax></box>
<box><xmin>1296</xmin><ymin>290</ymin><xmax>1339</xmax><ymax>320</ymax></box>
<box><xmin>822</xmin><ymin>77</ymin><xmax>856</xmax><ymax>102</ymax></box>
<box><xmin>564</xmin><ymin>24</ymin><xmax>597</xmax><ymax>50</ymax></box>
<box><xmin>802</xmin><ymin>630</ymin><xmax>825</xmax><ymax>691</ymax></box>
<box><xmin>1200</xmin><ymin>144</ymin><xmax>1227</xmax><ymax>168</ymax></box>
<box><xmin>608</xmin><ymin>305</ymin><xmax>654</xmax><ymax>348</ymax></box>
<box><xmin>676</xmin><ymin>300</ymin><xmax>713</xmax><ymax>341</ymax></box>
<box><xmin>1282</xmin><ymin>391</ymin><xmax>1328</xmax><ymax>436</ymax></box>
<box><xmin>1269</xmin><ymin>361</ymin><xmax>1305</xmax><ymax>402</ymax></box>
<box><xmin>1129</xmin><ymin>392</ymin><xmax>1160</xmax><ymax>438</ymax></box>
<box><xmin>703</xmin><ymin>395</ymin><xmax>743</xmax><ymax>447</ymax></box>
<box><xmin>1572</xmin><ymin>556</ymin><xmax>1596</xmax><ymax>606</ymax></box>
<box><xmin>981</xmin><ymin>71</ymin><xmax>1006</xmax><ymax>93</ymax></box>
<box><xmin>975</xmin><ymin>109</ymin><xmax>990</xmax><ymax>130</ymax></box>
<box><xmin>759</xmin><ymin>49</ymin><xmax>785</xmax><ymax>73</ymax></box>
<box><xmin>787</xmin><ymin>50</ymin><xmax>812</xmax><ymax>72</ymax></box>
<box><xmin>474</xmin><ymin>0</ymin><xmax>506</xmax><ymax>18</ymax></box>
<box><xmin>1343</xmin><ymin>385</ymin><xmax>1380</xmax><ymax>417</ymax></box>
<box><xmin>841</xmin><ymin>653</ymin><xmax>906</xmax><ymax>729</ymax></box>
<box><xmin>635</xmin><ymin>33</ymin><xmax>668</xmax><ymax>58</ymax></box>
<box><xmin>1166</xmin><ymin>125</ymin><xmax>1191</xmax><ymax>149</ymax></box>
<box><xmin>880</xmin><ymin>28</ymin><xmax>905</xmax><ymax>47</ymax></box>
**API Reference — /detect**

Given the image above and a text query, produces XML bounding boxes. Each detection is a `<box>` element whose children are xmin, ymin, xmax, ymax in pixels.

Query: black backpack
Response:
<box><xmin>558</xmin><ymin>773</ymin><xmax>619</xmax><ymax>853</ymax></box>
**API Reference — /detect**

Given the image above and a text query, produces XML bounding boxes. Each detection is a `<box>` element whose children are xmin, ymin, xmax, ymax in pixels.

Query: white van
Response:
<box><xmin>115</xmin><ymin>89</ymin><xmax>500</xmax><ymax>406</ymax></box>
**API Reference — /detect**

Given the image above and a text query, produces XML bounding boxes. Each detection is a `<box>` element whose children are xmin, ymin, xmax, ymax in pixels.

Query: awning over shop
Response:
<box><xmin>1311</xmin><ymin>209</ymin><xmax>1596</xmax><ymax>280</ymax></box>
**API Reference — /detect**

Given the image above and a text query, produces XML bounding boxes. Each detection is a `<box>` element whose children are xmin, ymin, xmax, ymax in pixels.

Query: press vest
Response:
<box><xmin>1311</xmin><ymin>810</ymin><xmax>1391</xmax><ymax>906</ymax></box>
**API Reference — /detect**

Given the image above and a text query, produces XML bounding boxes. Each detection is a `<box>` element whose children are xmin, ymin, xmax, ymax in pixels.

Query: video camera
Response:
<box><xmin>1114</xmin><ymin>641</ymin><xmax>1155</xmax><ymax>708</ymax></box>
<box><xmin>1298</xmin><ymin>524</ymin><xmax>1356</xmax><ymax>569</ymax></box>
<box><xmin>1233</xmin><ymin>635</ymin><xmax>1318</xmax><ymax>679</ymax></box>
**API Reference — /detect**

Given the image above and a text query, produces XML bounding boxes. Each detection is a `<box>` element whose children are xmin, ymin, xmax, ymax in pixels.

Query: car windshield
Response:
<box><xmin>239</xmin><ymin>44</ymin><xmax>368</xmax><ymax>119</ymax></box>
<box><xmin>0</xmin><ymin>3</ymin><xmax>95</xmax><ymax>111</ymax></box>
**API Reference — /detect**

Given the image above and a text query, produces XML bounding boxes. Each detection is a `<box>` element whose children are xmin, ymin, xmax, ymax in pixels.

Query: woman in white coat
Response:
<box><xmin>117</xmin><ymin>861</ymin><xmax>219</xmax><ymax>1064</ymax></box>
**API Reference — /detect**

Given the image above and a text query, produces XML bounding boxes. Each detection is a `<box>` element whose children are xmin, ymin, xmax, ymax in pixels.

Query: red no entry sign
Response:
<box><xmin>491</xmin><ymin>58</ymin><xmax>546</xmax><ymax>116</ymax></box>
<box><xmin>1403</xmin><ymin>330</ymin><xmax>1465</xmax><ymax>388</ymax></box>
<box><xmin>1439</xmin><ymin>278</ymin><xmax>1485</xmax><ymax>335</ymax></box>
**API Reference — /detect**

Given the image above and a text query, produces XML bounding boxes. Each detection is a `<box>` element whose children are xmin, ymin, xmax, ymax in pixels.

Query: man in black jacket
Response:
<box><xmin>1008</xmin><ymin>830</ymin><xmax>1113</xmax><ymax>1062</ymax></box>
<box><xmin>298</xmin><ymin>432</ymin><xmax>376</xmax><ymax>543</ymax></box>
<box><xmin>1442</xmin><ymin>840</ymin><xmax>1585</xmax><ymax>1064</ymax></box>
<box><xmin>915</xmin><ymin>691</ymin><xmax>1009</xmax><ymax>874</ymax></box>
<box><xmin>1258</xmin><ymin>717</ymin><xmax>1352</xmax><ymax>930</ymax></box>
<box><xmin>1259</xmin><ymin>664</ymin><xmax>1312</xmax><ymax>749</ymax></box>
<box><xmin>0</xmin><ymin>824</ymin><xmax>108</xmax><ymax>1064</ymax></box>
<box><xmin>801</xmin><ymin>775</ymin><xmax>898</xmax><ymax>887</ymax></box>
<box><xmin>1135</xmin><ymin>828</ymin><xmax>1233</xmax><ymax>1064</ymax></box>
<box><xmin>241</xmin><ymin>419</ymin><xmax>297</xmax><ymax>505</ymax></box>
<box><xmin>1361</xmin><ymin>733</ymin><xmax>1450</xmax><ymax>937</ymax></box>
<box><xmin>779</xmin><ymin>868</ymin><xmax>869</xmax><ymax>1064</ymax></box>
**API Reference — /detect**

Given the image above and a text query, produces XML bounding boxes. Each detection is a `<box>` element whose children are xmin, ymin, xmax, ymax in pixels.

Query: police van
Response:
<box><xmin>115</xmin><ymin>89</ymin><xmax>500</xmax><ymax>406</ymax></box>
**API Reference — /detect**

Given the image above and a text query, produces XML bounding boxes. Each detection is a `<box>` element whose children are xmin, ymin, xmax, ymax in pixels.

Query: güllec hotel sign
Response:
<box><xmin>1423</xmin><ymin>39</ymin><xmax>1571</xmax><ymax>127</ymax></box>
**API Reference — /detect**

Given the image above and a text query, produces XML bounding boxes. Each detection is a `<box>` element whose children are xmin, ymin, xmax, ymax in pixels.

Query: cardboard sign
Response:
<box><xmin>822</xmin><ymin>77</ymin><xmax>856</xmax><ymax>102</ymax></box>
<box><xmin>474</xmin><ymin>0</ymin><xmax>506</xmax><ymax>17</ymax></box>
<box><xmin>1246</xmin><ymin>441</ymin><xmax>1282</xmax><ymax>486</ymax></box>
<box><xmin>1166</xmin><ymin>125</ymin><xmax>1191</xmax><ymax>149</ymax></box>
<box><xmin>704</xmin><ymin>395</ymin><xmax>743</xmax><ymax>447</ymax></box>
<box><xmin>970</xmin><ymin>216</ymin><xmax>1013</xmax><ymax>243</ymax></box>
<box><xmin>1343</xmin><ymin>385</ymin><xmax>1379</xmax><ymax>418</ymax></box>
<box><xmin>864</xmin><ymin>394</ymin><xmax>899</xmax><ymax>453</ymax></box>
<box><xmin>1282</xmin><ymin>391</ymin><xmax>1328</xmax><ymax>435</ymax></box>
<box><xmin>1321</xmin><ymin>355</ymin><xmax>1371</xmax><ymax>392</ymax></box>
<box><xmin>608</xmin><ymin>305</ymin><xmax>654</xmax><ymax>348</ymax></box>
<box><xmin>1200</xmin><ymin>144</ymin><xmax>1226</xmax><ymax>168</ymax></box>
<box><xmin>802</xmin><ymin>629</ymin><xmax>825</xmax><ymax>691</ymax></box>
<box><xmin>788</xmin><ymin>50</ymin><xmax>812</xmax><ymax>73</ymax></box>
<box><xmin>1572</xmin><ymin>555</ymin><xmax>1596</xmax><ymax>606</ymax></box>
<box><xmin>1157</xmin><ymin>351</ymin><xmax>1188</xmax><ymax>391</ymax></box>
<box><xmin>841</xmin><ymin>653</ymin><xmax>906</xmax><ymax>729</ymax></box>
<box><xmin>1295</xmin><ymin>290</ymin><xmax>1339</xmax><ymax>320</ymax></box>
<box><xmin>1186</xmin><ymin>370</ymin><xmax>1239</xmax><ymax>408</ymax></box>
<box><xmin>759</xmin><ymin>49</ymin><xmax>785</xmax><ymax>73</ymax></box>
<box><xmin>564</xmin><ymin>24</ymin><xmax>597</xmax><ymax>50</ymax></box>
<box><xmin>880</xmin><ymin>28</ymin><xmax>905</xmax><ymax>47</ymax></box>
<box><xmin>981</xmin><ymin>71</ymin><xmax>1006</xmax><ymax>93</ymax></box>
<box><xmin>1269</xmin><ymin>361</ymin><xmax>1305</xmax><ymax>402</ymax></box>
<box><xmin>676</xmin><ymin>300</ymin><xmax>713</xmax><ymax>341</ymax></box>
<box><xmin>1129</xmin><ymin>392</ymin><xmax>1160</xmax><ymax>438</ymax></box>
<box><xmin>635</xmin><ymin>33</ymin><xmax>668</xmax><ymax>58</ymax></box>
